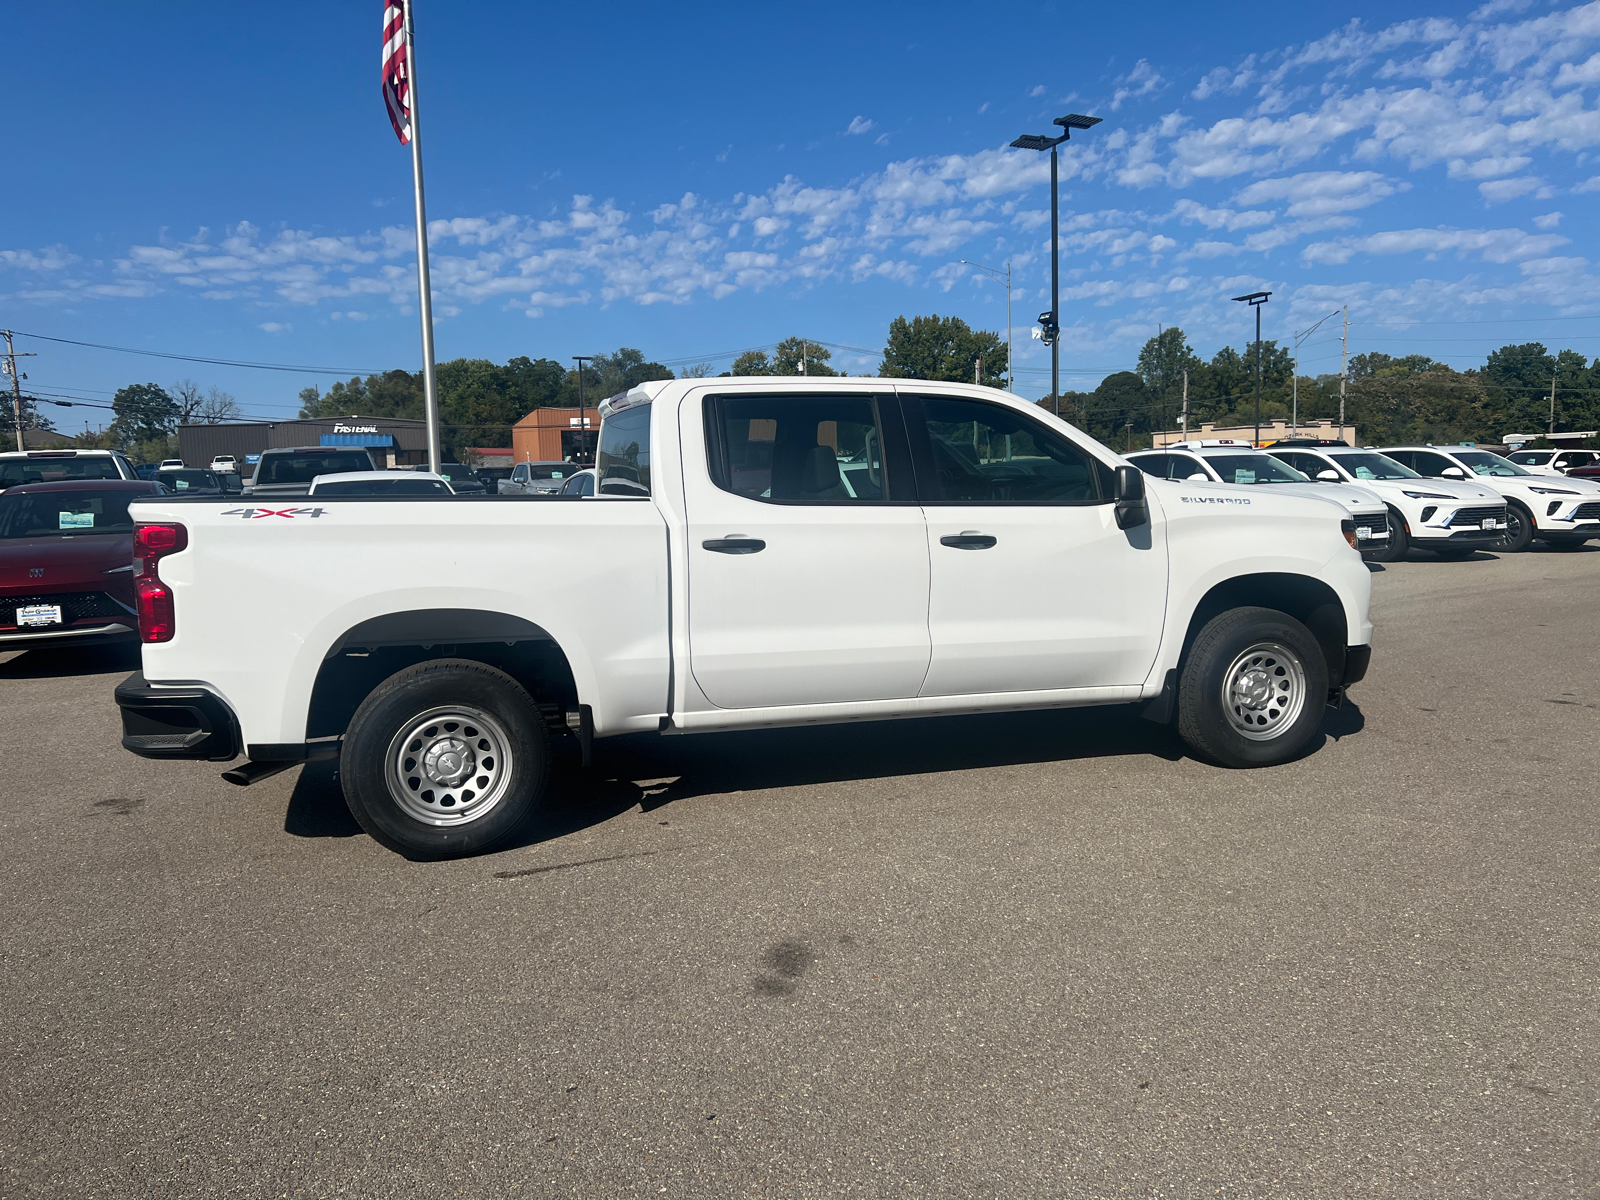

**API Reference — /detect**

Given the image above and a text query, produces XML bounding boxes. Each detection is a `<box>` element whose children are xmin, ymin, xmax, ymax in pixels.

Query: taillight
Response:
<box><xmin>134</xmin><ymin>523</ymin><xmax>187</xmax><ymax>643</ymax></box>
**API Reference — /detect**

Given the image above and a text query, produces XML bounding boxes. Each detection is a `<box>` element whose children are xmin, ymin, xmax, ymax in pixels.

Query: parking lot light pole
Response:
<box><xmin>958</xmin><ymin>259</ymin><xmax>1013</xmax><ymax>391</ymax></box>
<box><xmin>1231</xmin><ymin>291</ymin><xmax>1271</xmax><ymax>445</ymax></box>
<box><xmin>572</xmin><ymin>356</ymin><xmax>593</xmax><ymax>462</ymax></box>
<box><xmin>1011</xmin><ymin>114</ymin><xmax>1101</xmax><ymax>417</ymax></box>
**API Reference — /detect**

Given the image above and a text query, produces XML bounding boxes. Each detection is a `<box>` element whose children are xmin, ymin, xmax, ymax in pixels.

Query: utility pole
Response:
<box><xmin>800</xmin><ymin>339</ymin><xmax>807</xmax><ymax>376</ymax></box>
<box><xmin>974</xmin><ymin>355</ymin><xmax>981</xmax><ymax>385</ymax></box>
<box><xmin>1292</xmin><ymin>308</ymin><xmax>1341</xmax><ymax>439</ymax></box>
<box><xmin>1339</xmin><ymin>305</ymin><xmax>1349</xmax><ymax>445</ymax></box>
<box><xmin>3</xmin><ymin>331</ymin><xmax>39</xmax><ymax>452</ymax></box>
<box><xmin>958</xmin><ymin>259</ymin><xmax>1013</xmax><ymax>390</ymax></box>
<box><xmin>571</xmin><ymin>355</ymin><xmax>593</xmax><ymax>462</ymax></box>
<box><xmin>1549</xmin><ymin>363</ymin><xmax>1559</xmax><ymax>436</ymax></box>
<box><xmin>1180</xmin><ymin>368</ymin><xmax>1188</xmax><ymax>441</ymax></box>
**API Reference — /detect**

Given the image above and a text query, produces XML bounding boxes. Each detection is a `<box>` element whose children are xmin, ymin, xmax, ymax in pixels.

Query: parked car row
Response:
<box><xmin>1128</xmin><ymin>439</ymin><xmax>1600</xmax><ymax>559</ymax></box>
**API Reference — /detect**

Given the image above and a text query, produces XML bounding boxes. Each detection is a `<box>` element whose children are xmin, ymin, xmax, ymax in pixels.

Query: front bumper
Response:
<box><xmin>114</xmin><ymin>670</ymin><xmax>241</xmax><ymax>761</ymax></box>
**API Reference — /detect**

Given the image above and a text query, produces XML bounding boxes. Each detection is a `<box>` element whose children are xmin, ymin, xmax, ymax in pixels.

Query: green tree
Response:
<box><xmin>110</xmin><ymin>383</ymin><xmax>179</xmax><ymax>449</ymax></box>
<box><xmin>588</xmin><ymin>348</ymin><xmax>675</xmax><ymax>397</ymax></box>
<box><xmin>770</xmin><ymin>337</ymin><xmax>838</xmax><ymax>376</ymax></box>
<box><xmin>1136</xmin><ymin>327</ymin><xmax>1202</xmax><ymax>437</ymax></box>
<box><xmin>730</xmin><ymin>350</ymin><xmax>771</xmax><ymax>375</ymax></box>
<box><xmin>879</xmin><ymin>315</ymin><xmax>1008</xmax><ymax>387</ymax></box>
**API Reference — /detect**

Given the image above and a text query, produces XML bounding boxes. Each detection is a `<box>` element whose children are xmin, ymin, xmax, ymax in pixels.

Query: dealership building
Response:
<box><xmin>177</xmin><ymin>415</ymin><xmax>432</xmax><ymax>471</ymax></box>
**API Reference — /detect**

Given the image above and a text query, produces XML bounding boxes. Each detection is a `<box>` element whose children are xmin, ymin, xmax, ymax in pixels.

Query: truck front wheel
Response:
<box><xmin>341</xmin><ymin>659</ymin><xmax>549</xmax><ymax>859</ymax></box>
<box><xmin>1177</xmin><ymin>607</ymin><xmax>1330</xmax><ymax>768</ymax></box>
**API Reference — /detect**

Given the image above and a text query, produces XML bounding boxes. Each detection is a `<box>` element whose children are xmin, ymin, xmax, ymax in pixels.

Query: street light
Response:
<box><xmin>1230</xmin><ymin>291</ymin><xmax>1272</xmax><ymax>445</ymax></box>
<box><xmin>957</xmin><ymin>259</ymin><xmax>1012</xmax><ymax>391</ymax></box>
<box><xmin>1291</xmin><ymin>308</ymin><xmax>1340</xmax><ymax>437</ymax></box>
<box><xmin>572</xmin><ymin>355</ymin><xmax>594</xmax><ymax>463</ymax></box>
<box><xmin>1011</xmin><ymin>113</ymin><xmax>1102</xmax><ymax>417</ymax></box>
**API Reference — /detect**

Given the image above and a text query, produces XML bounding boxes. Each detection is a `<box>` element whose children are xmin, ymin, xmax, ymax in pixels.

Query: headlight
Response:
<box><xmin>1529</xmin><ymin>486</ymin><xmax>1580</xmax><ymax>495</ymax></box>
<box><xmin>1402</xmin><ymin>490</ymin><xmax>1456</xmax><ymax>500</ymax></box>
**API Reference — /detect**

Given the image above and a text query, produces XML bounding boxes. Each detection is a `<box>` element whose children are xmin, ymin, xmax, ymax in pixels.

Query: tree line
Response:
<box><xmin>36</xmin><ymin>318</ymin><xmax>1596</xmax><ymax>464</ymax></box>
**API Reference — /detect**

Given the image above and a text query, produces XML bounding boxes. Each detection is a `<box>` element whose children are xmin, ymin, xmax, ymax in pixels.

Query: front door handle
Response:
<box><xmin>702</xmin><ymin>538</ymin><xmax>766</xmax><ymax>555</ymax></box>
<box><xmin>940</xmin><ymin>533</ymin><xmax>997</xmax><ymax>550</ymax></box>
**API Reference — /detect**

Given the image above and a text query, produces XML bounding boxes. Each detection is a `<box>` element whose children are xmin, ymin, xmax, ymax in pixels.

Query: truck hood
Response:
<box><xmin>0</xmin><ymin>533</ymin><xmax>133</xmax><ymax>594</ymax></box>
<box><xmin>1249</xmin><ymin>481</ymin><xmax>1386</xmax><ymax>513</ymax></box>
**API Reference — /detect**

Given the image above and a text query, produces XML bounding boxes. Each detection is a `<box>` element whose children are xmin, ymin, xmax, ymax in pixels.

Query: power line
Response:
<box><xmin>9</xmin><ymin>330</ymin><xmax>389</xmax><ymax>376</ymax></box>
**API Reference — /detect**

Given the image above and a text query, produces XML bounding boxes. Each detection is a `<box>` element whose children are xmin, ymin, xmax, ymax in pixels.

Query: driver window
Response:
<box><xmin>918</xmin><ymin>396</ymin><xmax>1109</xmax><ymax>504</ymax></box>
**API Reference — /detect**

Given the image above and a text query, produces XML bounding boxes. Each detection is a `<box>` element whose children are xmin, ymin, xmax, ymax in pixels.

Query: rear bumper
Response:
<box><xmin>114</xmin><ymin>670</ymin><xmax>241</xmax><ymax>761</ymax></box>
<box><xmin>0</xmin><ymin>621</ymin><xmax>136</xmax><ymax>647</ymax></box>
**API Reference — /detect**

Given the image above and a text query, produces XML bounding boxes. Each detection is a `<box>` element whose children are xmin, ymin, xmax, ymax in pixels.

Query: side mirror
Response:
<box><xmin>1186</xmin><ymin>472</ymin><xmax>1209</xmax><ymax>482</ymax></box>
<box><xmin>1114</xmin><ymin>464</ymin><xmax>1148</xmax><ymax>530</ymax></box>
<box><xmin>1316</xmin><ymin>470</ymin><xmax>1341</xmax><ymax>483</ymax></box>
<box><xmin>1442</xmin><ymin>466</ymin><xmax>1467</xmax><ymax>479</ymax></box>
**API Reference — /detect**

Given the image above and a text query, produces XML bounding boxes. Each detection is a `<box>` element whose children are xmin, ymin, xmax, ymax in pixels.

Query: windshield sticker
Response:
<box><xmin>219</xmin><ymin>507</ymin><xmax>329</xmax><ymax>520</ymax></box>
<box><xmin>175</xmin><ymin>479</ymin><xmax>189</xmax><ymax>489</ymax></box>
<box><xmin>59</xmin><ymin>511</ymin><xmax>96</xmax><ymax>529</ymax></box>
<box><xmin>1180</xmin><ymin>495</ymin><xmax>1252</xmax><ymax>505</ymax></box>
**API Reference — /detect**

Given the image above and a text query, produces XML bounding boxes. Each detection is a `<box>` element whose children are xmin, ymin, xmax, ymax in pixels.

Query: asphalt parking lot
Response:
<box><xmin>3</xmin><ymin>546</ymin><xmax>1598</xmax><ymax>1199</ymax></box>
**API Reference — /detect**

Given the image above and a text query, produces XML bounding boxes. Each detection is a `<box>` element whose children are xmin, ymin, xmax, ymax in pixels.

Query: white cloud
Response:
<box><xmin>845</xmin><ymin>116</ymin><xmax>875</xmax><ymax>136</ymax></box>
<box><xmin>1478</xmin><ymin>176</ymin><xmax>1544</xmax><ymax>202</ymax></box>
<box><xmin>1447</xmin><ymin>155</ymin><xmax>1533</xmax><ymax>180</ymax></box>
<box><xmin>1302</xmin><ymin>225</ymin><xmax>1568</xmax><ymax>265</ymax></box>
<box><xmin>0</xmin><ymin>245</ymin><xmax>78</xmax><ymax>272</ymax></box>
<box><xmin>259</xmin><ymin>322</ymin><xmax>291</xmax><ymax>333</ymax></box>
<box><xmin>1233</xmin><ymin>170</ymin><xmax>1404</xmax><ymax>216</ymax></box>
<box><xmin>1028</xmin><ymin>85</ymin><xmax>1046</xmax><ymax>98</ymax></box>
<box><xmin>1110</xmin><ymin>60</ymin><xmax>1166</xmax><ymax>110</ymax></box>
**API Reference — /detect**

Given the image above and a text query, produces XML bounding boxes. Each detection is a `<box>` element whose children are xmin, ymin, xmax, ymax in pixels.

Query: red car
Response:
<box><xmin>0</xmin><ymin>479</ymin><xmax>162</xmax><ymax>649</ymax></box>
<box><xmin>1567</xmin><ymin>461</ymin><xmax>1600</xmax><ymax>481</ymax></box>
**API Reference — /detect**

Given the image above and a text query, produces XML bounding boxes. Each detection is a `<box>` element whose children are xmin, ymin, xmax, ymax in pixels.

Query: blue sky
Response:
<box><xmin>6</xmin><ymin>0</ymin><xmax>1600</xmax><ymax>424</ymax></box>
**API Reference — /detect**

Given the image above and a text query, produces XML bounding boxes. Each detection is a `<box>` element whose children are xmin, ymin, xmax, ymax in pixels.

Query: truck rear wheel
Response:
<box><xmin>341</xmin><ymin>659</ymin><xmax>549</xmax><ymax>860</ymax></box>
<box><xmin>1177</xmin><ymin>607</ymin><xmax>1330</xmax><ymax>768</ymax></box>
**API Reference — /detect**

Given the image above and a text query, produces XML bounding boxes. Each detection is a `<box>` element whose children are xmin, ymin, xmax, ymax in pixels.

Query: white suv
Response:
<box><xmin>209</xmin><ymin>455</ymin><xmax>239</xmax><ymax>473</ymax></box>
<box><xmin>1266</xmin><ymin>445</ymin><xmax>1506</xmax><ymax>561</ymax></box>
<box><xmin>1127</xmin><ymin>442</ymin><xmax>1393</xmax><ymax>558</ymax></box>
<box><xmin>1381</xmin><ymin>445</ymin><xmax>1600</xmax><ymax>552</ymax></box>
<box><xmin>1504</xmin><ymin>448</ymin><xmax>1600</xmax><ymax>476</ymax></box>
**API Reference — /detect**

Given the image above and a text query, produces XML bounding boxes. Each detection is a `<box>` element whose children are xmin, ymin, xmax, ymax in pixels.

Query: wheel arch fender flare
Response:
<box><xmin>1176</xmin><ymin>573</ymin><xmax>1351</xmax><ymax>687</ymax></box>
<box><xmin>306</xmin><ymin>608</ymin><xmax>581</xmax><ymax>741</ymax></box>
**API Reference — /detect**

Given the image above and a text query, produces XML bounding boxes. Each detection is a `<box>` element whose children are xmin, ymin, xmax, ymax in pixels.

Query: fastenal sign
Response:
<box><xmin>333</xmin><ymin>424</ymin><xmax>379</xmax><ymax>434</ymax></box>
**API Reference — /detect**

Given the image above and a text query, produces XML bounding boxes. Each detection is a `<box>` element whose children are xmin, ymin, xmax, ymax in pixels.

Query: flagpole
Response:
<box><xmin>402</xmin><ymin>0</ymin><xmax>441</xmax><ymax>473</ymax></box>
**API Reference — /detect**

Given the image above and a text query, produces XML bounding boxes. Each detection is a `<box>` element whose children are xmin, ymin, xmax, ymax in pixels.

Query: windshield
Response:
<box><xmin>1454</xmin><ymin>450</ymin><xmax>1530</xmax><ymax>477</ymax></box>
<box><xmin>436</xmin><ymin>464</ymin><xmax>476</xmax><ymax>480</ymax></box>
<box><xmin>0</xmin><ymin>456</ymin><xmax>122</xmax><ymax>487</ymax></box>
<box><xmin>1507</xmin><ymin>450</ymin><xmax>1553</xmax><ymax>465</ymax></box>
<box><xmin>1328</xmin><ymin>451</ymin><xmax>1420</xmax><ymax>480</ymax></box>
<box><xmin>257</xmin><ymin>451</ymin><xmax>373</xmax><ymax>485</ymax></box>
<box><xmin>314</xmin><ymin>477</ymin><xmax>451</xmax><ymax>495</ymax></box>
<box><xmin>524</xmin><ymin>465</ymin><xmax>569</xmax><ymax>480</ymax></box>
<box><xmin>1202</xmin><ymin>454</ymin><xmax>1308</xmax><ymax>484</ymax></box>
<box><xmin>160</xmin><ymin>469</ymin><xmax>222</xmax><ymax>492</ymax></box>
<box><xmin>0</xmin><ymin>489</ymin><xmax>139</xmax><ymax>538</ymax></box>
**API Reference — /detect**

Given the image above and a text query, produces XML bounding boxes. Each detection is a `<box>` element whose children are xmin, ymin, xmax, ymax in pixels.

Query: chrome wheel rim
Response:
<box><xmin>1221</xmin><ymin>641</ymin><xmax>1308</xmax><ymax>742</ymax></box>
<box><xmin>384</xmin><ymin>705</ymin><xmax>515</xmax><ymax>827</ymax></box>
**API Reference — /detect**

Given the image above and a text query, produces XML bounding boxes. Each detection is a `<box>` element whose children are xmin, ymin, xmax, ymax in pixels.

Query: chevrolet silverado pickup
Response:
<box><xmin>115</xmin><ymin>378</ymin><xmax>1374</xmax><ymax>859</ymax></box>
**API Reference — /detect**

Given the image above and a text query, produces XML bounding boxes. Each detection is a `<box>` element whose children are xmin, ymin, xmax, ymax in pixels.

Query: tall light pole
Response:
<box><xmin>572</xmin><ymin>355</ymin><xmax>594</xmax><ymax>463</ymax></box>
<box><xmin>1011</xmin><ymin>114</ymin><xmax>1102</xmax><ymax>417</ymax></box>
<box><xmin>1291</xmin><ymin>308</ymin><xmax>1341</xmax><ymax>437</ymax></box>
<box><xmin>958</xmin><ymin>259</ymin><xmax>1013</xmax><ymax>391</ymax></box>
<box><xmin>1231</xmin><ymin>291</ymin><xmax>1271</xmax><ymax>445</ymax></box>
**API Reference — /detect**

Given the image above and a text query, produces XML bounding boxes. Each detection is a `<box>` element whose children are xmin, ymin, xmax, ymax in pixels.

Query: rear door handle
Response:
<box><xmin>702</xmin><ymin>538</ymin><xmax>766</xmax><ymax>554</ymax></box>
<box><xmin>939</xmin><ymin>533</ymin><xmax>997</xmax><ymax>550</ymax></box>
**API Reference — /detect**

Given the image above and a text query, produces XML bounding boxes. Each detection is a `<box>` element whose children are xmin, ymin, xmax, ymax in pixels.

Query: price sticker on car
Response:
<box><xmin>16</xmin><ymin>604</ymin><xmax>63</xmax><ymax>627</ymax></box>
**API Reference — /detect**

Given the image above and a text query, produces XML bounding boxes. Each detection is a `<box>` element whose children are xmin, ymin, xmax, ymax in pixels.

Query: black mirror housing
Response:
<box><xmin>1114</xmin><ymin>463</ymin><xmax>1148</xmax><ymax>529</ymax></box>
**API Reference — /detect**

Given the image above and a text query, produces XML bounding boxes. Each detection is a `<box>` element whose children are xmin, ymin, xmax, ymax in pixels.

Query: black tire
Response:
<box><xmin>1177</xmin><ymin>607</ymin><xmax>1331</xmax><ymax>768</ymax></box>
<box><xmin>1363</xmin><ymin>507</ymin><xmax>1408</xmax><ymax>562</ymax></box>
<box><xmin>1494</xmin><ymin>502</ymin><xmax>1534</xmax><ymax>553</ymax></box>
<box><xmin>341</xmin><ymin>658</ymin><xmax>549</xmax><ymax>860</ymax></box>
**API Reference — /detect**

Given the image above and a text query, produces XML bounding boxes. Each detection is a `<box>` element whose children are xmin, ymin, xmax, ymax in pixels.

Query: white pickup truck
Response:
<box><xmin>115</xmin><ymin>378</ymin><xmax>1374</xmax><ymax>859</ymax></box>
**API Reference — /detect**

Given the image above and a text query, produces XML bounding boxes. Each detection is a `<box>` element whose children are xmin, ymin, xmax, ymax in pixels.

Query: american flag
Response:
<box><xmin>381</xmin><ymin>2</ymin><xmax>411</xmax><ymax>144</ymax></box>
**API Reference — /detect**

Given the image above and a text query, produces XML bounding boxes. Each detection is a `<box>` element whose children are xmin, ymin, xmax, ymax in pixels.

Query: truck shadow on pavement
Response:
<box><xmin>0</xmin><ymin>643</ymin><xmax>140</xmax><ymax>678</ymax></box>
<box><xmin>280</xmin><ymin>701</ymin><xmax>1367</xmax><ymax>849</ymax></box>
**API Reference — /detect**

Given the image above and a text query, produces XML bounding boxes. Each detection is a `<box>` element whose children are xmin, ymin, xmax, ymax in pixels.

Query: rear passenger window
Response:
<box><xmin>707</xmin><ymin>395</ymin><xmax>890</xmax><ymax>503</ymax></box>
<box><xmin>916</xmin><ymin>396</ymin><xmax>1109</xmax><ymax>503</ymax></box>
<box><xmin>1131</xmin><ymin>454</ymin><xmax>1168</xmax><ymax>479</ymax></box>
<box><xmin>1169</xmin><ymin>455</ymin><xmax>1208</xmax><ymax>480</ymax></box>
<box><xmin>597</xmin><ymin>405</ymin><xmax>651</xmax><ymax>496</ymax></box>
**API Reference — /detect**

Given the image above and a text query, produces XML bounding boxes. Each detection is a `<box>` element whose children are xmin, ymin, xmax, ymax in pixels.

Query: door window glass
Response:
<box><xmin>918</xmin><ymin>397</ymin><xmax>1108</xmax><ymax>503</ymax></box>
<box><xmin>1130</xmin><ymin>454</ymin><xmax>1168</xmax><ymax>479</ymax></box>
<box><xmin>1170</xmin><ymin>454</ymin><xmax>1209</xmax><ymax>480</ymax></box>
<box><xmin>596</xmin><ymin>404</ymin><xmax>651</xmax><ymax>496</ymax></box>
<box><xmin>708</xmin><ymin>395</ymin><xmax>889</xmax><ymax>502</ymax></box>
<box><xmin>1408</xmin><ymin>451</ymin><xmax>1456</xmax><ymax>476</ymax></box>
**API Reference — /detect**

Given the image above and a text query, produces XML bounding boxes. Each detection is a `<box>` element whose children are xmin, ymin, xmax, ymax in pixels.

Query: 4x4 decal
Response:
<box><xmin>219</xmin><ymin>507</ymin><xmax>329</xmax><ymax>519</ymax></box>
